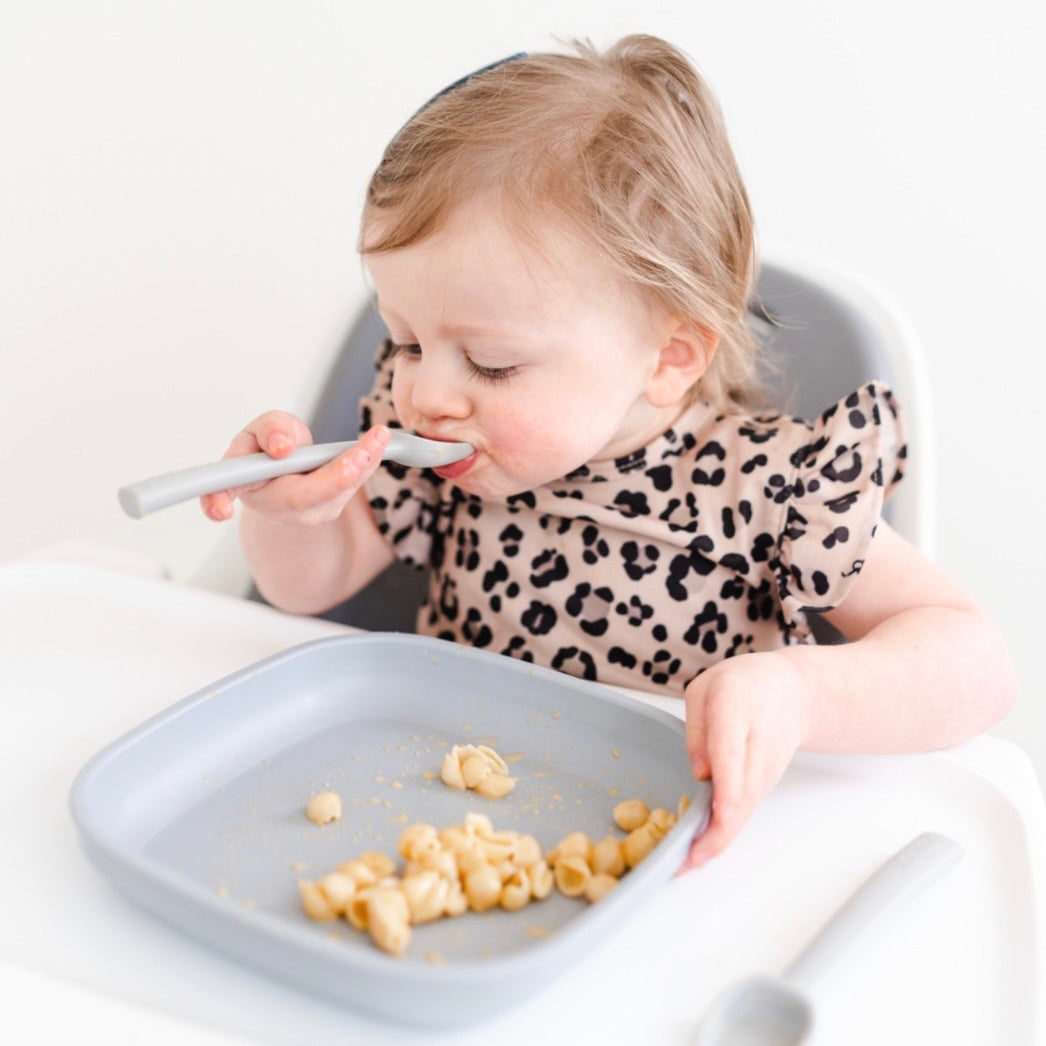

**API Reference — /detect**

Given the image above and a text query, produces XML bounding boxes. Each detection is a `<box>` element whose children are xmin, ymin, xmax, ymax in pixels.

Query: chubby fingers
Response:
<box><xmin>200</xmin><ymin>410</ymin><xmax>316</xmax><ymax>521</ymax></box>
<box><xmin>680</xmin><ymin>720</ymin><xmax>751</xmax><ymax>872</ymax></box>
<box><xmin>275</xmin><ymin>424</ymin><xmax>391</xmax><ymax>515</ymax></box>
<box><xmin>679</xmin><ymin>672</ymin><xmax>752</xmax><ymax>873</ymax></box>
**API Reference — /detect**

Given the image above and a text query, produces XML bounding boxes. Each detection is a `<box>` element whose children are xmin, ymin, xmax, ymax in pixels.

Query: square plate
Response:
<box><xmin>70</xmin><ymin>633</ymin><xmax>709</xmax><ymax>1027</ymax></box>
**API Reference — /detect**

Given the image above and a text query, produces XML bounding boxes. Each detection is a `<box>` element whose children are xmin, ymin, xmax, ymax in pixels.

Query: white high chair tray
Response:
<box><xmin>69</xmin><ymin>632</ymin><xmax>709</xmax><ymax>1028</ymax></box>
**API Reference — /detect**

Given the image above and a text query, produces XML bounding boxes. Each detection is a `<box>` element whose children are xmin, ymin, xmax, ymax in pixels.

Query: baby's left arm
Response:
<box><xmin>681</xmin><ymin>520</ymin><xmax>1017</xmax><ymax>869</ymax></box>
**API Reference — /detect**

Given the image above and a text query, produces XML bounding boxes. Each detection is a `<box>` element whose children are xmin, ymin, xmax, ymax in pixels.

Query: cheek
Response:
<box><xmin>485</xmin><ymin>402</ymin><xmax>586</xmax><ymax>476</ymax></box>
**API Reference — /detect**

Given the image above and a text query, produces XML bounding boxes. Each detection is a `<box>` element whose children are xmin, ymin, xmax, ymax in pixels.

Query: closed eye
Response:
<box><xmin>464</xmin><ymin>357</ymin><xmax>520</xmax><ymax>385</ymax></box>
<box><xmin>391</xmin><ymin>341</ymin><xmax>520</xmax><ymax>385</ymax></box>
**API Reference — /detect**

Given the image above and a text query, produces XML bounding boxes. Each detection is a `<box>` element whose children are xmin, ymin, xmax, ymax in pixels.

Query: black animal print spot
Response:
<box><xmin>507</xmin><ymin>491</ymin><xmax>537</xmax><ymax>510</ymax></box>
<box><xmin>683</xmin><ymin>600</ymin><xmax>729</xmax><ymax>653</ymax></box>
<box><xmin>498</xmin><ymin>523</ymin><xmax>524</xmax><ymax>557</ymax></box>
<box><xmin>565</xmin><ymin>582</ymin><xmax>613</xmax><ymax>637</ymax></box>
<box><xmin>501</xmin><ymin>635</ymin><xmax>532</xmax><ymax>661</ymax></box>
<box><xmin>608</xmin><ymin>646</ymin><xmax>638</xmax><ymax>670</ymax></box>
<box><xmin>615</xmin><ymin>595</ymin><xmax>654</xmax><ymax>627</ymax></box>
<box><xmin>621</xmin><ymin>540</ymin><xmax>660</xmax><ymax>580</ymax></box>
<box><xmin>826</xmin><ymin>492</ymin><xmax>860</xmax><ymax>514</ymax></box>
<box><xmin>581</xmin><ymin>524</ymin><xmax>611</xmax><ymax>565</ymax></box>
<box><xmin>721</xmin><ymin>506</ymin><xmax>736</xmax><ymax>538</ymax></box>
<box><xmin>613</xmin><ymin>489</ymin><xmax>651</xmax><ymax>516</ymax></box>
<box><xmin>693</xmin><ymin>466</ymin><xmax>726</xmax><ymax>486</ymax></box>
<box><xmin>750</xmin><ymin>532</ymin><xmax>775</xmax><ymax>563</ymax></box>
<box><xmin>822</xmin><ymin>450</ymin><xmax>862</xmax><ymax>484</ymax></box>
<box><xmin>667</xmin><ymin>544</ymin><xmax>716</xmax><ymax>601</ymax></box>
<box><xmin>720</xmin><ymin>552</ymin><xmax>750</xmax><ymax>575</ymax></box>
<box><xmin>641</xmin><ymin>648</ymin><xmax>682</xmax><ymax>686</ymax></box>
<box><xmin>551</xmin><ymin>646</ymin><xmax>597</xmax><ymax>681</ymax></box>
<box><xmin>482</xmin><ymin>559</ymin><xmax>508</xmax><ymax>593</ymax></box>
<box><xmin>521</xmin><ymin>600</ymin><xmax>557</xmax><ymax>636</ymax></box>
<box><xmin>645</xmin><ymin>464</ymin><xmax>673</xmax><ymax>491</ymax></box>
<box><xmin>822</xmin><ymin>526</ymin><xmax>849</xmax><ymax>549</ymax></box>
<box><xmin>454</xmin><ymin>528</ymin><xmax>480</xmax><ymax>571</ymax></box>
<box><xmin>746</xmin><ymin>580</ymin><xmax>777</xmax><ymax>622</ymax></box>
<box><xmin>530</xmin><ymin>549</ymin><xmax>569</xmax><ymax>588</ymax></box>
<box><xmin>461</xmin><ymin>607</ymin><xmax>492</xmax><ymax>647</ymax></box>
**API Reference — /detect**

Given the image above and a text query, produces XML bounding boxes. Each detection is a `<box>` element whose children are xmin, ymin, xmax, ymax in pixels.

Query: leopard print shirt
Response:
<box><xmin>361</xmin><ymin>343</ymin><xmax>905</xmax><ymax>695</ymax></box>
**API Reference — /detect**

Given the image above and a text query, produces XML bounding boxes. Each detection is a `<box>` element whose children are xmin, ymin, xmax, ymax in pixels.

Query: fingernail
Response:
<box><xmin>270</xmin><ymin>433</ymin><xmax>290</xmax><ymax>454</ymax></box>
<box><xmin>691</xmin><ymin>755</ymin><xmax>710</xmax><ymax>780</ymax></box>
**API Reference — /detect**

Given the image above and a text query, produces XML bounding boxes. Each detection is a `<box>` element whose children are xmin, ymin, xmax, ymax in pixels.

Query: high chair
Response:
<box><xmin>193</xmin><ymin>252</ymin><xmax>936</xmax><ymax>631</ymax></box>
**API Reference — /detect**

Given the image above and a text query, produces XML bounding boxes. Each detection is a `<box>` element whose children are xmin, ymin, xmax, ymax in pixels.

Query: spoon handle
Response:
<box><xmin>785</xmin><ymin>831</ymin><xmax>964</xmax><ymax>992</ymax></box>
<box><xmin>118</xmin><ymin>442</ymin><xmax>357</xmax><ymax>518</ymax></box>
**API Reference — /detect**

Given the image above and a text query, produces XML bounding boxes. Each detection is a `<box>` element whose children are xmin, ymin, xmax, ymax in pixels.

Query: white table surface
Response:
<box><xmin>1</xmin><ymin>559</ymin><xmax>1043</xmax><ymax>1045</ymax></box>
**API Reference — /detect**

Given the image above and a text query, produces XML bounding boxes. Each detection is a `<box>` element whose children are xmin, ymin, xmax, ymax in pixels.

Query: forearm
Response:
<box><xmin>781</xmin><ymin>605</ymin><xmax>1018</xmax><ymax>754</ymax></box>
<box><xmin>240</xmin><ymin>509</ymin><xmax>355</xmax><ymax>614</ymax></box>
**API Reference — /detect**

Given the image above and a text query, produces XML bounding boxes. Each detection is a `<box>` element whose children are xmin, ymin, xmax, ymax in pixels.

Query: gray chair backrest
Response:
<box><xmin>754</xmin><ymin>259</ymin><xmax>896</xmax><ymax>416</ymax></box>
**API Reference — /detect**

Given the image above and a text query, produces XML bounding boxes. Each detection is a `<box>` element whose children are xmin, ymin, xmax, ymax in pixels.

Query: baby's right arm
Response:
<box><xmin>201</xmin><ymin>411</ymin><xmax>396</xmax><ymax>615</ymax></box>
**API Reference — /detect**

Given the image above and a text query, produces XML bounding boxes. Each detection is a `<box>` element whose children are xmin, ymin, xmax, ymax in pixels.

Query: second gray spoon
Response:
<box><xmin>692</xmin><ymin>831</ymin><xmax>964</xmax><ymax>1045</ymax></box>
<box><xmin>118</xmin><ymin>431</ymin><xmax>474</xmax><ymax>518</ymax></box>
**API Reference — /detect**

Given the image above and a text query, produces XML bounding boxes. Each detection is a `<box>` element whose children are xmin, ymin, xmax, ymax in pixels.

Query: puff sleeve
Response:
<box><xmin>775</xmin><ymin>382</ymin><xmax>906</xmax><ymax>624</ymax></box>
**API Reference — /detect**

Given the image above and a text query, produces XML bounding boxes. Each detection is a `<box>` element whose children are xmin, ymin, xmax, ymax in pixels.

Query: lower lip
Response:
<box><xmin>433</xmin><ymin>450</ymin><xmax>479</xmax><ymax>481</ymax></box>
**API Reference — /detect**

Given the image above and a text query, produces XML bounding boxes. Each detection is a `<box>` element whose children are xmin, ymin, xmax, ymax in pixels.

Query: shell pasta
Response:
<box><xmin>297</xmin><ymin>793</ymin><xmax>684</xmax><ymax>957</ymax></box>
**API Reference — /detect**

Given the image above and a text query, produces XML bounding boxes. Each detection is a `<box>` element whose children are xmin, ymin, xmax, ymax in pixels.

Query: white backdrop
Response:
<box><xmin>3</xmin><ymin>1</ymin><xmax>1043</xmax><ymax>782</ymax></box>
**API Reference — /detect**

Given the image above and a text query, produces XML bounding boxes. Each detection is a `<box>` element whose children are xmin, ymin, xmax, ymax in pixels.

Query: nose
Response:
<box><xmin>408</xmin><ymin>350</ymin><xmax>471</xmax><ymax>422</ymax></box>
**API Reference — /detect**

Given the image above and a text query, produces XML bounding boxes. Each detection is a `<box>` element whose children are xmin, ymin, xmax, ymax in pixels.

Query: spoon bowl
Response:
<box><xmin>118</xmin><ymin>431</ymin><xmax>474</xmax><ymax>518</ymax></box>
<box><xmin>692</xmin><ymin>832</ymin><xmax>963</xmax><ymax>1045</ymax></box>
<box><xmin>695</xmin><ymin>976</ymin><xmax>811</xmax><ymax>1046</ymax></box>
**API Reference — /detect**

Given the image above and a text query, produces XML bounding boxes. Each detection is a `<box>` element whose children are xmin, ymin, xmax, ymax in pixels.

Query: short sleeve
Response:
<box><xmin>776</xmin><ymin>382</ymin><xmax>906</xmax><ymax>621</ymax></box>
<box><xmin>360</xmin><ymin>341</ymin><xmax>443</xmax><ymax>567</ymax></box>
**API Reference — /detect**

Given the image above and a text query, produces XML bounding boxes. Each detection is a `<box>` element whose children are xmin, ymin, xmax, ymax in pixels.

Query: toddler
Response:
<box><xmin>203</xmin><ymin>36</ymin><xmax>1015</xmax><ymax>868</ymax></box>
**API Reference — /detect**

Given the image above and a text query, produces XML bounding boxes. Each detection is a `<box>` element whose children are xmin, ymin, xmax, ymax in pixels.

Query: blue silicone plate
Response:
<box><xmin>70</xmin><ymin>633</ymin><xmax>709</xmax><ymax>1028</ymax></box>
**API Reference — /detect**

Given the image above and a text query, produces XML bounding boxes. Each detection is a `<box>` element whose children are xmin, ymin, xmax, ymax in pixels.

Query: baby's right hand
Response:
<box><xmin>200</xmin><ymin>411</ymin><xmax>391</xmax><ymax>526</ymax></box>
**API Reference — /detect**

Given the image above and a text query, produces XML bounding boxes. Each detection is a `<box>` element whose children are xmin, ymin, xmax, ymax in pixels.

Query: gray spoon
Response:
<box><xmin>693</xmin><ymin>831</ymin><xmax>964</xmax><ymax>1045</ymax></box>
<box><xmin>118</xmin><ymin>431</ymin><xmax>474</xmax><ymax>518</ymax></box>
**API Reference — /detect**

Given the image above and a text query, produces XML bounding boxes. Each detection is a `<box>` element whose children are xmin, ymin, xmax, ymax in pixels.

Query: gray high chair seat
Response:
<box><xmin>269</xmin><ymin>254</ymin><xmax>934</xmax><ymax>632</ymax></box>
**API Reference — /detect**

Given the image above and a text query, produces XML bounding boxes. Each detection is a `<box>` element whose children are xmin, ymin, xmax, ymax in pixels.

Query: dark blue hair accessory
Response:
<box><xmin>429</xmin><ymin>52</ymin><xmax>528</xmax><ymax>103</ymax></box>
<box><xmin>404</xmin><ymin>53</ymin><xmax>528</xmax><ymax>126</ymax></box>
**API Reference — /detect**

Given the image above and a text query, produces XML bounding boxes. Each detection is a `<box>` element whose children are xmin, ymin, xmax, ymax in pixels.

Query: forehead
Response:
<box><xmin>364</xmin><ymin>200</ymin><xmax>638</xmax><ymax>325</ymax></box>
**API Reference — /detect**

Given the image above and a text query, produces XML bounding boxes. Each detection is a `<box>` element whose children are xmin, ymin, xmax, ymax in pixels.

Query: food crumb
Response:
<box><xmin>306</xmin><ymin>791</ymin><xmax>342</xmax><ymax>826</ymax></box>
<box><xmin>425</xmin><ymin>950</ymin><xmax>445</xmax><ymax>965</ymax></box>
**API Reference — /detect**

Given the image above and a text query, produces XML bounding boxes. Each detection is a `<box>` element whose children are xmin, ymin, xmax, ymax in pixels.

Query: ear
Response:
<box><xmin>644</xmin><ymin>320</ymin><xmax>718</xmax><ymax>407</ymax></box>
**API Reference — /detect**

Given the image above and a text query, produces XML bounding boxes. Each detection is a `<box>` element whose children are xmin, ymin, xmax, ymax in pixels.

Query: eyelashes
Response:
<box><xmin>390</xmin><ymin>342</ymin><xmax>520</xmax><ymax>385</ymax></box>
<box><xmin>465</xmin><ymin>358</ymin><xmax>521</xmax><ymax>385</ymax></box>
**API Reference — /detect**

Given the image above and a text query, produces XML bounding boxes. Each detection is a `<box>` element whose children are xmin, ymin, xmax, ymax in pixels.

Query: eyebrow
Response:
<box><xmin>379</xmin><ymin>304</ymin><xmax>531</xmax><ymax>344</ymax></box>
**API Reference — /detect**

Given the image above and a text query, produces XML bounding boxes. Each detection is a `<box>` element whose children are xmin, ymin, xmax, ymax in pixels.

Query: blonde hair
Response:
<box><xmin>360</xmin><ymin>35</ymin><xmax>762</xmax><ymax>408</ymax></box>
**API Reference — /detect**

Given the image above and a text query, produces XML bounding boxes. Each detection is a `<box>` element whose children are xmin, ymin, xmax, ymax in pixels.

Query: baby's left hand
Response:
<box><xmin>679</xmin><ymin>650</ymin><xmax>809</xmax><ymax>871</ymax></box>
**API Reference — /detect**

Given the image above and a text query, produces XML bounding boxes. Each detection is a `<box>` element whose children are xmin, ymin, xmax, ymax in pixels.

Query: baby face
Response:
<box><xmin>364</xmin><ymin>203</ymin><xmax>682</xmax><ymax>499</ymax></box>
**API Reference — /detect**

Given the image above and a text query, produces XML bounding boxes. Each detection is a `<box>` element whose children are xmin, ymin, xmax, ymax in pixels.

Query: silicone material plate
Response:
<box><xmin>70</xmin><ymin>633</ymin><xmax>709</xmax><ymax>1028</ymax></box>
